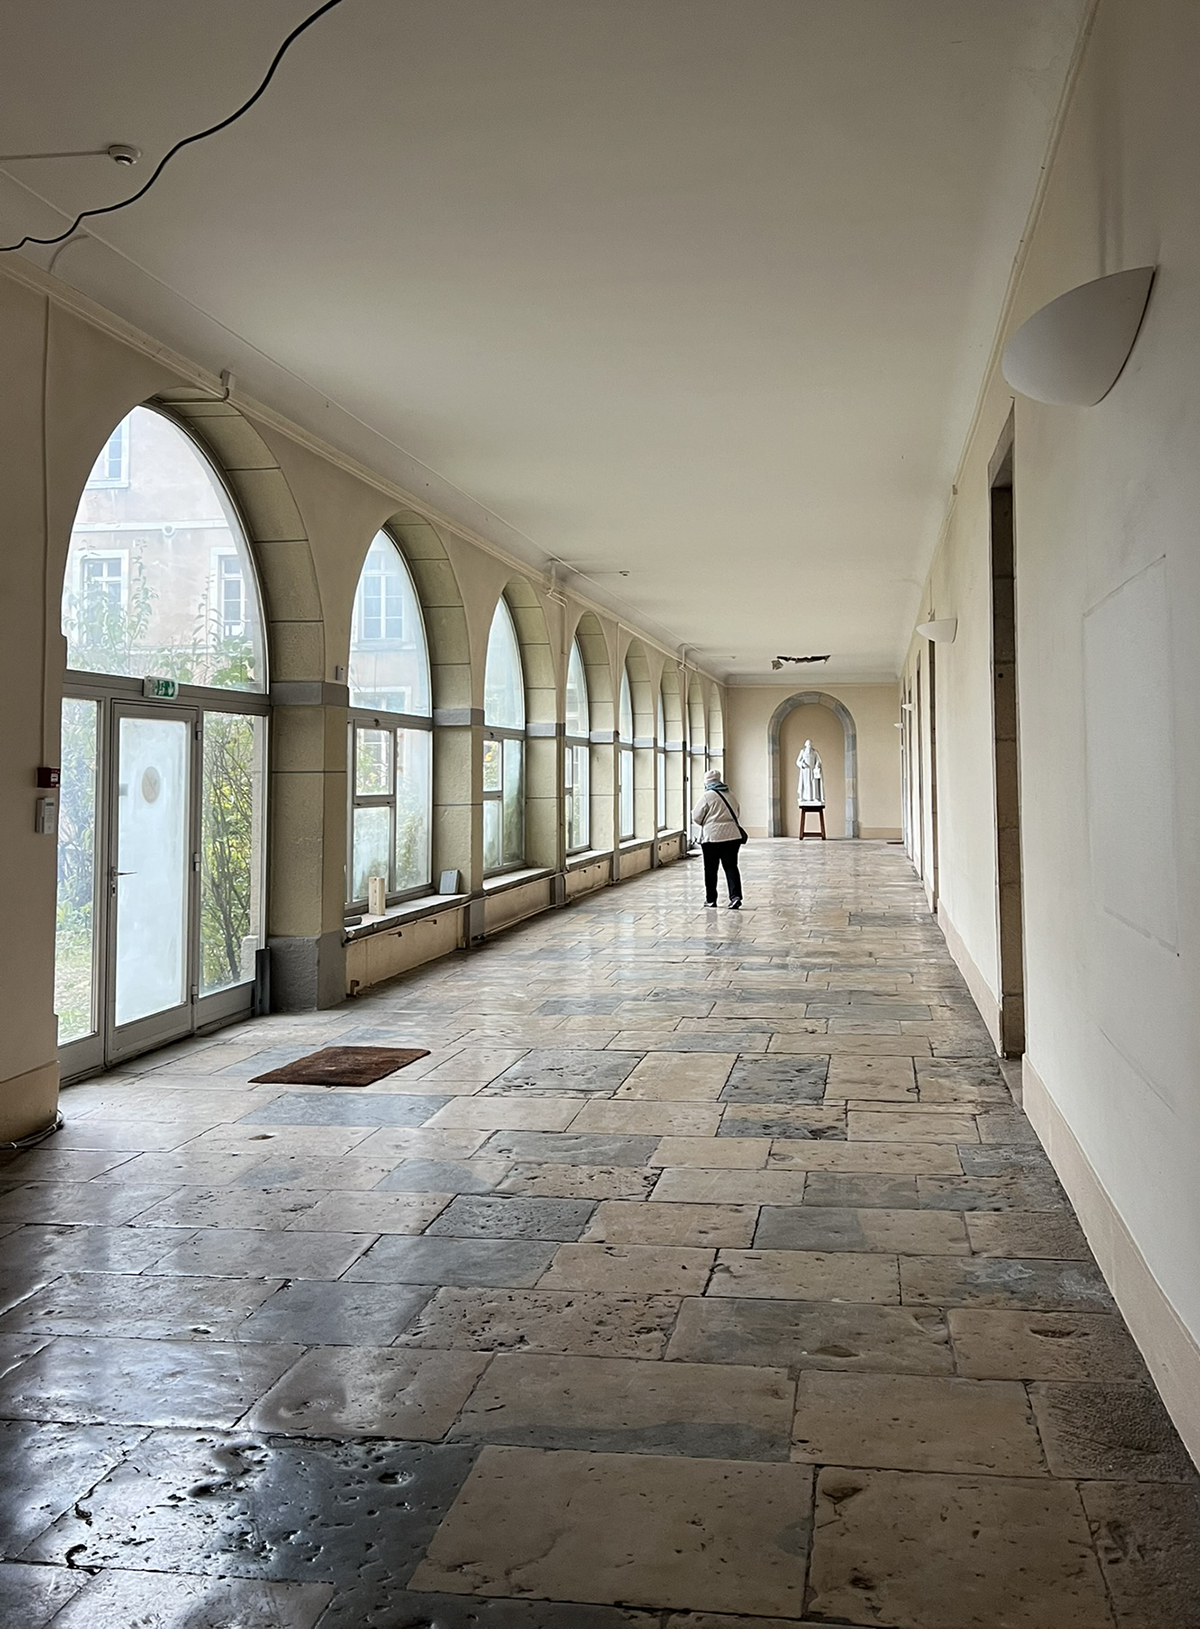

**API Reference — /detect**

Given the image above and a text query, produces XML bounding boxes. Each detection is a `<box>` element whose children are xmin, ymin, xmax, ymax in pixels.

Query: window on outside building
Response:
<box><xmin>483</xmin><ymin>596</ymin><xmax>525</xmax><ymax>872</ymax></box>
<box><xmin>85</xmin><ymin>420</ymin><xmax>130</xmax><ymax>488</ymax></box>
<box><xmin>63</xmin><ymin>406</ymin><xmax>265</xmax><ymax>690</ymax></box>
<box><xmin>565</xmin><ymin>637</ymin><xmax>590</xmax><ymax>853</ymax></box>
<box><xmin>347</xmin><ymin>532</ymin><xmax>433</xmax><ymax>907</ymax></box>
<box><xmin>618</xmin><ymin>663</ymin><xmax>635</xmax><ymax>841</ymax></box>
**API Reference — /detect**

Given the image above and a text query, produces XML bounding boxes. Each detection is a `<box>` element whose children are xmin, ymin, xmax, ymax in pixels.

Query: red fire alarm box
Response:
<box><xmin>36</xmin><ymin>767</ymin><xmax>61</xmax><ymax>788</ymax></box>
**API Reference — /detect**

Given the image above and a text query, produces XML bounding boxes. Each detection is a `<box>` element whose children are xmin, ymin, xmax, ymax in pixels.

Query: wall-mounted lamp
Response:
<box><xmin>1001</xmin><ymin>267</ymin><xmax>1155</xmax><ymax>407</ymax></box>
<box><xmin>916</xmin><ymin>619</ymin><xmax>957</xmax><ymax>643</ymax></box>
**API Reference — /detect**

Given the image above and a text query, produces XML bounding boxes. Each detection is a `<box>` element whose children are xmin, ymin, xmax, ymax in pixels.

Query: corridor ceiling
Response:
<box><xmin>1</xmin><ymin>0</ymin><xmax>1090</xmax><ymax>681</ymax></box>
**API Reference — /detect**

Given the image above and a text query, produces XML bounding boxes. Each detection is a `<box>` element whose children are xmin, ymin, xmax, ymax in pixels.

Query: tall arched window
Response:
<box><xmin>484</xmin><ymin>597</ymin><xmax>525</xmax><ymax>871</ymax></box>
<box><xmin>656</xmin><ymin>687</ymin><xmax>668</xmax><ymax>832</ymax></box>
<box><xmin>618</xmin><ymin>663</ymin><xmax>635</xmax><ymax>841</ymax></box>
<box><xmin>565</xmin><ymin>637</ymin><xmax>590</xmax><ymax>853</ymax></box>
<box><xmin>347</xmin><ymin>532</ymin><xmax>433</xmax><ymax>907</ymax></box>
<box><xmin>57</xmin><ymin>405</ymin><xmax>269</xmax><ymax>1077</ymax></box>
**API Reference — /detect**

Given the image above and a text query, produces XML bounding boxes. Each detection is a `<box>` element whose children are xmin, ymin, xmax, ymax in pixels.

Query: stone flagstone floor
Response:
<box><xmin>1</xmin><ymin>840</ymin><xmax>1197</xmax><ymax>1627</ymax></box>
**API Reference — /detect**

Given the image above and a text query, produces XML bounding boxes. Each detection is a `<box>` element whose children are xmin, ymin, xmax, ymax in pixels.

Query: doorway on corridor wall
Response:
<box><xmin>990</xmin><ymin>417</ymin><xmax>1026</xmax><ymax>1056</ymax></box>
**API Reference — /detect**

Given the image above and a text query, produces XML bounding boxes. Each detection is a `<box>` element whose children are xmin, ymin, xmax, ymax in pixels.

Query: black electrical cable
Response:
<box><xmin>0</xmin><ymin>0</ymin><xmax>350</xmax><ymax>254</ymax></box>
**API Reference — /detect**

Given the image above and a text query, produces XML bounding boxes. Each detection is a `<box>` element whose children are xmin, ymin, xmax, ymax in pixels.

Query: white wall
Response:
<box><xmin>725</xmin><ymin>683</ymin><xmax>902</xmax><ymax>839</ymax></box>
<box><xmin>907</xmin><ymin>0</ymin><xmax>1200</xmax><ymax>1458</ymax></box>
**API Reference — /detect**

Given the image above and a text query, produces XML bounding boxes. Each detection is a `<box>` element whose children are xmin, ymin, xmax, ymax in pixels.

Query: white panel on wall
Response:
<box><xmin>1083</xmin><ymin>556</ymin><xmax>1178</xmax><ymax>950</ymax></box>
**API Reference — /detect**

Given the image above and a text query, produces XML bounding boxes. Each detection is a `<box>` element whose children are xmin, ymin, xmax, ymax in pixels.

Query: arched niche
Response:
<box><xmin>767</xmin><ymin>690</ymin><xmax>859</xmax><ymax>838</ymax></box>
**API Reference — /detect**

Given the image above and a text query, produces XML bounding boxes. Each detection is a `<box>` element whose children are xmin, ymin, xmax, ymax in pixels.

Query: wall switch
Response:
<box><xmin>36</xmin><ymin>796</ymin><xmax>58</xmax><ymax>835</ymax></box>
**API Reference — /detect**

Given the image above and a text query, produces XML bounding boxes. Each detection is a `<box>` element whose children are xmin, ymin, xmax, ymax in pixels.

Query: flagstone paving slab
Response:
<box><xmin>17</xmin><ymin>843</ymin><xmax>1197</xmax><ymax>1626</ymax></box>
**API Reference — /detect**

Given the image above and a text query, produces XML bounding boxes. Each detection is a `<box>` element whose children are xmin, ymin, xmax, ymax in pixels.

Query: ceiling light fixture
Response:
<box><xmin>771</xmin><ymin>654</ymin><xmax>831</xmax><ymax>671</ymax></box>
<box><xmin>1001</xmin><ymin>267</ymin><xmax>1156</xmax><ymax>407</ymax></box>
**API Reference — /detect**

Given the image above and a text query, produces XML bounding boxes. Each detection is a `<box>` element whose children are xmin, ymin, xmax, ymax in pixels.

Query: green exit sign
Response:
<box><xmin>142</xmin><ymin>676</ymin><xmax>179</xmax><ymax>700</ymax></box>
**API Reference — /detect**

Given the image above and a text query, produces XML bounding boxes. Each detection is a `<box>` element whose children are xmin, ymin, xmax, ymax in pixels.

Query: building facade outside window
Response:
<box><xmin>565</xmin><ymin>637</ymin><xmax>590</xmax><ymax>853</ymax></box>
<box><xmin>85</xmin><ymin>419</ymin><xmax>130</xmax><ymax>488</ymax></box>
<box><xmin>483</xmin><ymin>596</ymin><xmax>526</xmax><ymax>872</ymax></box>
<box><xmin>347</xmin><ymin>531</ymin><xmax>433</xmax><ymax>907</ymax></box>
<box><xmin>618</xmin><ymin>663</ymin><xmax>635</xmax><ymax>841</ymax></box>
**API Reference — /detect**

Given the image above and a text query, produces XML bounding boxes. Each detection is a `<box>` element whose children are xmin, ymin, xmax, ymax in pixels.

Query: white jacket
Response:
<box><xmin>691</xmin><ymin>787</ymin><xmax>744</xmax><ymax>844</ymax></box>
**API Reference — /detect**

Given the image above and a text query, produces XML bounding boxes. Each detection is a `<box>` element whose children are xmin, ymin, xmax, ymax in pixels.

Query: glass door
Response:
<box><xmin>107</xmin><ymin>705</ymin><xmax>197</xmax><ymax>1062</ymax></box>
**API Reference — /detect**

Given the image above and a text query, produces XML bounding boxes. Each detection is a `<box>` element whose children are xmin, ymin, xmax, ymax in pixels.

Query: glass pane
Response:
<box><xmin>567</xmin><ymin>742</ymin><xmax>589</xmax><ymax>852</ymax></box>
<box><xmin>502</xmin><ymin>736</ymin><xmax>525</xmax><ymax>865</ymax></box>
<box><xmin>200</xmin><ymin>712</ymin><xmax>265</xmax><ymax>996</ymax></box>
<box><xmin>483</xmin><ymin>798</ymin><xmax>502</xmax><ymax>873</ymax></box>
<box><xmin>620</xmin><ymin>746</ymin><xmax>635</xmax><ymax>840</ymax></box>
<box><xmin>657</xmin><ymin>688</ymin><xmax>666</xmax><ymax>741</ymax></box>
<box><xmin>395</xmin><ymin>727</ymin><xmax>431</xmax><ymax>892</ymax></box>
<box><xmin>114</xmin><ymin>714</ymin><xmax>190</xmax><ymax>1027</ymax></box>
<box><xmin>355</xmin><ymin>727</ymin><xmax>393</xmax><ymax>796</ymax></box>
<box><xmin>484</xmin><ymin>598</ymin><xmax>525</xmax><ymax>729</ymax></box>
<box><xmin>619</xmin><ymin>667</ymin><xmax>634</xmax><ymax>740</ymax></box>
<box><xmin>482</xmin><ymin>737</ymin><xmax>502</xmax><ymax>793</ymax></box>
<box><xmin>565</xmin><ymin>640</ymin><xmax>589</xmax><ymax>736</ymax></box>
<box><xmin>348</xmin><ymin>533</ymin><xmax>431</xmax><ymax>714</ymax></box>
<box><xmin>352</xmin><ymin>805</ymin><xmax>392</xmax><ymax>902</ymax></box>
<box><xmin>64</xmin><ymin>407</ymin><xmax>265</xmax><ymax>690</ymax></box>
<box><xmin>657</xmin><ymin>750</ymin><xmax>667</xmax><ymax>830</ymax></box>
<box><xmin>55</xmin><ymin>698</ymin><xmax>98</xmax><ymax>1043</ymax></box>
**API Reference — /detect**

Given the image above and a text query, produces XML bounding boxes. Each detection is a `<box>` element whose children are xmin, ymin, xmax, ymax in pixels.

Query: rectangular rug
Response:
<box><xmin>250</xmin><ymin>1046</ymin><xmax>431</xmax><ymax>1087</ymax></box>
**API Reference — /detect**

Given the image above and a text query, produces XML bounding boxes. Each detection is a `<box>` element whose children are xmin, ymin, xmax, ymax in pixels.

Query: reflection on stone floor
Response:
<box><xmin>1</xmin><ymin>840</ymin><xmax>1197</xmax><ymax>1627</ymax></box>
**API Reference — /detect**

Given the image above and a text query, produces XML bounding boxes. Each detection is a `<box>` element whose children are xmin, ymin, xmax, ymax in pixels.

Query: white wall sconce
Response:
<box><xmin>1001</xmin><ymin>267</ymin><xmax>1155</xmax><ymax>407</ymax></box>
<box><xmin>916</xmin><ymin>619</ymin><xmax>957</xmax><ymax>643</ymax></box>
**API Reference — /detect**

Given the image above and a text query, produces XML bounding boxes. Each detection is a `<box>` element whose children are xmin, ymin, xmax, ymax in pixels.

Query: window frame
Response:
<box><xmin>618</xmin><ymin>663</ymin><xmax>635</xmax><ymax>842</ymax></box>
<box><xmin>564</xmin><ymin>637</ymin><xmax>591</xmax><ymax>855</ymax></box>
<box><xmin>345</xmin><ymin>531</ymin><xmax>434</xmax><ymax>913</ymax></box>
<box><xmin>482</xmin><ymin>596</ymin><xmax>527</xmax><ymax>876</ymax></box>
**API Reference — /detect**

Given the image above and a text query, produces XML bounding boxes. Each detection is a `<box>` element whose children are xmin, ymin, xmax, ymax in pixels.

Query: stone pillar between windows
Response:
<box><xmin>267</xmin><ymin>684</ymin><xmax>348</xmax><ymax>1010</ymax></box>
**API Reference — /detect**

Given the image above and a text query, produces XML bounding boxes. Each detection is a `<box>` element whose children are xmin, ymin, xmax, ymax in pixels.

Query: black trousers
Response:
<box><xmin>702</xmin><ymin>840</ymin><xmax>743</xmax><ymax>903</ymax></box>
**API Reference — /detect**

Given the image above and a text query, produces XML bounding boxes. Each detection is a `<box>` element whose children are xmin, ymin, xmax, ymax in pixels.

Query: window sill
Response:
<box><xmin>483</xmin><ymin>865</ymin><xmax>553</xmax><ymax>896</ymax></box>
<box><xmin>343</xmin><ymin>892</ymin><xmax>468</xmax><ymax>942</ymax></box>
<box><xmin>619</xmin><ymin>838</ymin><xmax>653</xmax><ymax>854</ymax></box>
<box><xmin>566</xmin><ymin>847</ymin><xmax>611</xmax><ymax>871</ymax></box>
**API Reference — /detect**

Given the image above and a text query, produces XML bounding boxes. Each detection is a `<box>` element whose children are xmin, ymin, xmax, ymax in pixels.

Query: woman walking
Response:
<box><xmin>691</xmin><ymin>768</ymin><xmax>746</xmax><ymax>909</ymax></box>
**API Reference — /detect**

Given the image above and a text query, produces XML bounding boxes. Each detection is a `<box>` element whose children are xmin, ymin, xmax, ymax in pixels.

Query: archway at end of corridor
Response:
<box><xmin>766</xmin><ymin>690</ymin><xmax>859</xmax><ymax>838</ymax></box>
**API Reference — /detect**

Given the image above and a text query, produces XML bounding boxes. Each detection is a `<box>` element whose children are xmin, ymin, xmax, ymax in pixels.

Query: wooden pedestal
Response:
<box><xmin>798</xmin><ymin>805</ymin><xmax>826</xmax><ymax>839</ymax></box>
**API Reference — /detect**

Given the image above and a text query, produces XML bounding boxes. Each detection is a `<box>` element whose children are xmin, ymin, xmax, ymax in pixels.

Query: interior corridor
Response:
<box><xmin>1</xmin><ymin>840</ymin><xmax>1195</xmax><ymax>1627</ymax></box>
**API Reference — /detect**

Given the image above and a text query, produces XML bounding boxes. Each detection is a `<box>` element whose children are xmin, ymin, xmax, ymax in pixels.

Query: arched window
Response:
<box><xmin>565</xmin><ymin>638</ymin><xmax>590</xmax><ymax>853</ymax></box>
<box><xmin>57</xmin><ymin>405</ymin><xmax>269</xmax><ymax>1076</ymax></box>
<box><xmin>63</xmin><ymin>405</ymin><xmax>265</xmax><ymax>690</ymax></box>
<box><xmin>484</xmin><ymin>597</ymin><xmax>525</xmax><ymax>871</ymax></box>
<box><xmin>656</xmin><ymin>687</ymin><xmax>668</xmax><ymax>832</ymax></box>
<box><xmin>618</xmin><ymin>663</ymin><xmax>635</xmax><ymax>841</ymax></box>
<box><xmin>347</xmin><ymin>532</ymin><xmax>433</xmax><ymax>907</ymax></box>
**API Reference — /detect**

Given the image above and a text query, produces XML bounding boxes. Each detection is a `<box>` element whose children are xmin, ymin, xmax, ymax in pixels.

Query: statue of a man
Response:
<box><xmin>797</xmin><ymin>739</ymin><xmax>824</xmax><ymax>807</ymax></box>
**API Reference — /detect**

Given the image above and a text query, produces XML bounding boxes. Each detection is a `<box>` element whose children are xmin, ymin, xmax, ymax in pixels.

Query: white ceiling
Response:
<box><xmin>0</xmin><ymin>0</ymin><xmax>1089</xmax><ymax>681</ymax></box>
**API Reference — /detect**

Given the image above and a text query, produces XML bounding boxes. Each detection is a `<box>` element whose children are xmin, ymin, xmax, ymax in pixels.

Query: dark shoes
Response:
<box><xmin>729</xmin><ymin>898</ymin><xmax>742</xmax><ymax>910</ymax></box>
<box><xmin>704</xmin><ymin>899</ymin><xmax>717</xmax><ymax>908</ymax></box>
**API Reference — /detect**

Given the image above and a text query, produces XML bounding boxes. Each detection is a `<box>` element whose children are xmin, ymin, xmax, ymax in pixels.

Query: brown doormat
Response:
<box><xmin>250</xmin><ymin>1046</ymin><xmax>431</xmax><ymax>1087</ymax></box>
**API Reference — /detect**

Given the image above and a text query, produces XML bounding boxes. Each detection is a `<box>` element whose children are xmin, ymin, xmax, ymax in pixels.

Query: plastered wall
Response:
<box><xmin>724</xmin><ymin>683</ymin><xmax>902</xmax><ymax>839</ymax></box>
<box><xmin>903</xmin><ymin>0</ymin><xmax>1200</xmax><ymax>1456</ymax></box>
<box><xmin>0</xmin><ymin>266</ymin><xmax>724</xmax><ymax>1139</ymax></box>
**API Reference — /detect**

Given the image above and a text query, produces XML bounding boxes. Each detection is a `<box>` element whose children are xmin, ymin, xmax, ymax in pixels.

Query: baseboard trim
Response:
<box><xmin>935</xmin><ymin>902</ymin><xmax>1001</xmax><ymax>1052</ymax></box>
<box><xmin>1024</xmin><ymin>1056</ymin><xmax>1200</xmax><ymax>1470</ymax></box>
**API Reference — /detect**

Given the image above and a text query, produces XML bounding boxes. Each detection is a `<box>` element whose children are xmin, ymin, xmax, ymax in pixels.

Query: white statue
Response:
<box><xmin>797</xmin><ymin>739</ymin><xmax>824</xmax><ymax>807</ymax></box>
